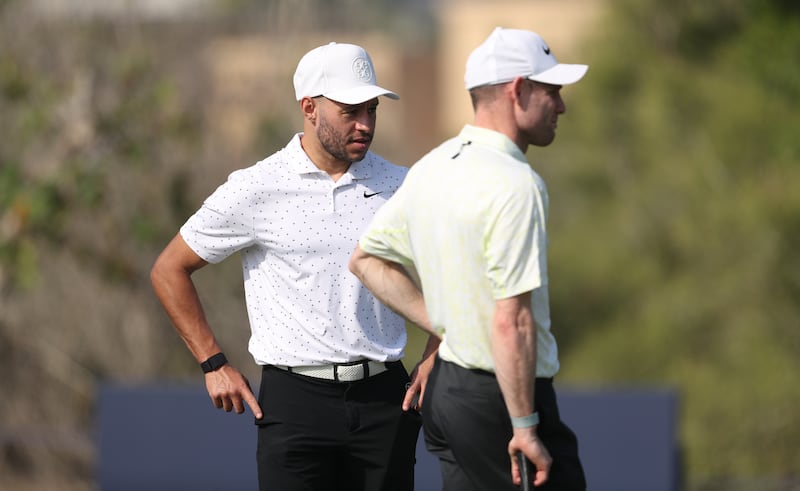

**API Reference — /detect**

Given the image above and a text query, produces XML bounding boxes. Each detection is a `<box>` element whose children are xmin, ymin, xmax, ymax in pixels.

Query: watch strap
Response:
<box><xmin>511</xmin><ymin>412</ymin><xmax>540</xmax><ymax>429</ymax></box>
<box><xmin>200</xmin><ymin>352</ymin><xmax>228</xmax><ymax>374</ymax></box>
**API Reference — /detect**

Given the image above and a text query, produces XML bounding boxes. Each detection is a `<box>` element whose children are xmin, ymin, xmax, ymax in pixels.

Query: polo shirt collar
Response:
<box><xmin>287</xmin><ymin>132</ymin><xmax>374</xmax><ymax>180</ymax></box>
<box><xmin>458</xmin><ymin>125</ymin><xmax>527</xmax><ymax>163</ymax></box>
<box><xmin>287</xmin><ymin>133</ymin><xmax>324</xmax><ymax>175</ymax></box>
<box><xmin>347</xmin><ymin>158</ymin><xmax>375</xmax><ymax>180</ymax></box>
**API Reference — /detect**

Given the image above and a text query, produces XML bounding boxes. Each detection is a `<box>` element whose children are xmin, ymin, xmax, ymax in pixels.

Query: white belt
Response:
<box><xmin>275</xmin><ymin>360</ymin><xmax>389</xmax><ymax>382</ymax></box>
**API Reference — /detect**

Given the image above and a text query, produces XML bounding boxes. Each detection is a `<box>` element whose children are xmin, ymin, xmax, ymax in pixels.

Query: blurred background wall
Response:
<box><xmin>1</xmin><ymin>0</ymin><xmax>799</xmax><ymax>490</ymax></box>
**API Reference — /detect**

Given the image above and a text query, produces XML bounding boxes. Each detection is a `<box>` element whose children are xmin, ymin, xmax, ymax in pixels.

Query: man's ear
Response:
<box><xmin>300</xmin><ymin>96</ymin><xmax>317</xmax><ymax>124</ymax></box>
<box><xmin>509</xmin><ymin>77</ymin><xmax>527</xmax><ymax>105</ymax></box>
<box><xmin>509</xmin><ymin>77</ymin><xmax>531</xmax><ymax>111</ymax></box>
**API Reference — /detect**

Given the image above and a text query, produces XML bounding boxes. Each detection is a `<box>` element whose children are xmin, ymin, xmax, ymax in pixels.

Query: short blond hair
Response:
<box><xmin>468</xmin><ymin>83</ymin><xmax>507</xmax><ymax>111</ymax></box>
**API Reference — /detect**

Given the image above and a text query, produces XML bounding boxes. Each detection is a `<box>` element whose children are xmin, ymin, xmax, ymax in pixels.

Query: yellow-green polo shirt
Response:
<box><xmin>360</xmin><ymin>125</ymin><xmax>559</xmax><ymax>377</ymax></box>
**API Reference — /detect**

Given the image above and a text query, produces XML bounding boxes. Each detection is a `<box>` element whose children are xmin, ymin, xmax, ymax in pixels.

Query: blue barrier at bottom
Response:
<box><xmin>97</xmin><ymin>385</ymin><xmax>257</xmax><ymax>490</ymax></box>
<box><xmin>96</xmin><ymin>384</ymin><xmax>678</xmax><ymax>491</ymax></box>
<box><xmin>558</xmin><ymin>388</ymin><xmax>680</xmax><ymax>491</ymax></box>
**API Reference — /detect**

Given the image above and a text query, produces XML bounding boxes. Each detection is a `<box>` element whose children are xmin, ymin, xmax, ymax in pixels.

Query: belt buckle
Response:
<box><xmin>334</xmin><ymin>360</ymin><xmax>367</xmax><ymax>382</ymax></box>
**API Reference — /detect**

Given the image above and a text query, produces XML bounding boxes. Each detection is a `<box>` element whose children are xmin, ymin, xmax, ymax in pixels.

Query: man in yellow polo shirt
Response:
<box><xmin>350</xmin><ymin>27</ymin><xmax>588</xmax><ymax>490</ymax></box>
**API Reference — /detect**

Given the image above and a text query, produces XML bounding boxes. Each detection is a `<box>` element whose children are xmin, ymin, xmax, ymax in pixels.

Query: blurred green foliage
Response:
<box><xmin>0</xmin><ymin>18</ymin><xmax>204</xmax><ymax>289</ymax></box>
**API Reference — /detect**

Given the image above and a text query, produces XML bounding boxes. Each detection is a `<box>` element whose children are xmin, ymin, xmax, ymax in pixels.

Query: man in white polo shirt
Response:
<box><xmin>151</xmin><ymin>42</ymin><xmax>433</xmax><ymax>490</ymax></box>
<box><xmin>350</xmin><ymin>27</ymin><xmax>588</xmax><ymax>490</ymax></box>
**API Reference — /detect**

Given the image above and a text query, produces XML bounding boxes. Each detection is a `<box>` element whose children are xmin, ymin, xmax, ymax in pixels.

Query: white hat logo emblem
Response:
<box><xmin>352</xmin><ymin>58</ymin><xmax>373</xmax><ymax>82</ymax></box>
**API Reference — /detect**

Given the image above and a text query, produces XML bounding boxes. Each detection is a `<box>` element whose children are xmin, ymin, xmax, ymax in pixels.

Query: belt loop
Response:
<box><xmin>333</xmin><ymin>365</ymin><xmax>339</xmax><ymax>383</ymax></box>
<box><xmin>363</xmin><ymin>360</ymin><xmax>369</xmax><ymax>378</ymax></box>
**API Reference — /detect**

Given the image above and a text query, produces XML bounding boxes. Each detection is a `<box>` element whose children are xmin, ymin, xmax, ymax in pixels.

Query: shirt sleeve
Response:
<box><xmin>484</xmin><ymin>174</ymin><xmax>548</xmax><ymax>299</ymax></box>
<box><xmin>180</xmin><ymin>170</ymin><xmax>257</xmax><ymax>264</ymax></box>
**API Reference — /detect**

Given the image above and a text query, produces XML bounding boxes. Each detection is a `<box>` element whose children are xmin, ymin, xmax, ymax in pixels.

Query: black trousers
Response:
<box><xmin>422</xmin><ymin>356</ymin><xmax>586</xmax><ymax>491</ymax></box>
<box><xmin>255</xmin><ymin>362</ymin><xmax>421</xmax><ymax>491</ymax></box>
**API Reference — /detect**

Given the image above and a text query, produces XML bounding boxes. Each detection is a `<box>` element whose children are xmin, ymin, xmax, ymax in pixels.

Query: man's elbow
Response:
<box><xmin>348</xmin><ymin>245</ymin><xmax>366</xmax><ymax>278</ymax></box>
<box><xmin>150</xmin><ymin>248</ymin><xmax>182</xmax><ymax>292</ymax></box>
<box><xmin>150</xmin><ymin>254</ymin><xmax>168</xmax><ymax>292</ymax></box>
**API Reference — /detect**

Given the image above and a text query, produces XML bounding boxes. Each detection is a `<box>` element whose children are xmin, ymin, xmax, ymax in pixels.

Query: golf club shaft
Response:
<box><xmin>517</xmin><ymin>451</ymin><xmax>531</xmax><ymax>491</ymax></box>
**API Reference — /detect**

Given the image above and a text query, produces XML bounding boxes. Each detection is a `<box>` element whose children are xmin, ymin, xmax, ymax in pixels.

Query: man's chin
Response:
<box><xmin>349</xmin><ymin>150</ymin><xmax>369</xmax><ymax>162</ymax></box>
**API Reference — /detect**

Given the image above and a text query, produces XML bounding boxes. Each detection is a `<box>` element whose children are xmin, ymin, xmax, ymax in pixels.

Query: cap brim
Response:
<box><xmin>529</xmin><ymin>63</ymin><xmax>588</xmax><ymax>85</ymax></box>
<box><xmin>323</xmin><ymin>85</ymin><xmax>399</xmax><ymax>104</ymax></box>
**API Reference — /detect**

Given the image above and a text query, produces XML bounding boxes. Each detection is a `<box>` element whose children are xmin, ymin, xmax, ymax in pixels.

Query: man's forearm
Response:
<box><xmin>349</xmin><ymin>245</ymin><xmax>437</xmax><ymax>337</ymax></box>
<box><xmin>150</xmin><ymin>236</ymin><xmax>220</xmax><ymax>362</ymax></box>
<box><xmin>491</xmin><ymin>293</ymin><xmax>537</xmax><ymax>419</ymax></box>
<box><xmin>421</xmin><ymin>333</ymin><xmax>441</xmax><ymax>358</ymax></box>
<box><xmin>152</xmin><ymin>270</ymin><xmax>220</xmax><ymax>361</ymax></box>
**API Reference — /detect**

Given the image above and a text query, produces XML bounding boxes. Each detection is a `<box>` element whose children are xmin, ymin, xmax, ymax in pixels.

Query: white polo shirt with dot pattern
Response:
<box><xmin>180</xmin><ymin>133</ymin><xmax>408</xmax><ymax>367</ymax></box>
<box><xmin>359</xmin><ymin>124</ymin><xmax>560</xmax><ymax>377</ymax></box>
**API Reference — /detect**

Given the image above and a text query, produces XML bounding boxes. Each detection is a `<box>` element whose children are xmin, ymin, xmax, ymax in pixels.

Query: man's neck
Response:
<box><xmin>299</xmin><ymin>134</ymin><xmax>352</xmax><ymax>182</ymax></box>
<box><xmin>471</xmin><ymin>114</ymin><xmax>528</xmax><ymax>155</ymax></box>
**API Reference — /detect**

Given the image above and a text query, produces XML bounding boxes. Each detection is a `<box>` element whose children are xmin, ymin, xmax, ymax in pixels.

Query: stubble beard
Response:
<box><xmin>528</xmin><ymin>120</ymin><xmax>557</xmax><ymax>147</ymax></box>
<box><xmin>317</xmin><ymin>117</ymin><xmax>366</xmax><ymax>164</ymax></box>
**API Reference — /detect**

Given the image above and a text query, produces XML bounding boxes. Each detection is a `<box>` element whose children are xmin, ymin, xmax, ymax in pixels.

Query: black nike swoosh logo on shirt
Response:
<box><xmin>364</xmin><ymin>191</ymin><xmax>383</xmax><ymax>198</ymax></box>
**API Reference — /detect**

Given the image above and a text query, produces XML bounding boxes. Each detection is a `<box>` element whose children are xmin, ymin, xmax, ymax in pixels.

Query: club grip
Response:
<box><xmin>517</xmin><ymin>451</ymin><xmax>531</xmax><ymax>491</ymax></box>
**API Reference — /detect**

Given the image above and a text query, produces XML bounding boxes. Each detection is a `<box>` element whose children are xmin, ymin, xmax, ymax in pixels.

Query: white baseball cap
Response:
<box><xmin>293</xmin><ymin>42</ymin><xmax>399</xmax><ymax>104</ymax></box>
<box><xmin>465</xmin><ymin>27</ymin><xmax>588</xmax><ymax>90</ymax></box>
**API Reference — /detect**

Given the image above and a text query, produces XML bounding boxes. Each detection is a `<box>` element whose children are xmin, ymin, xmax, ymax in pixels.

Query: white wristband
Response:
<box><xmin>511</xmin><ymin>412</ymin><xmax>539</xmax><ymax>428</ymax></box>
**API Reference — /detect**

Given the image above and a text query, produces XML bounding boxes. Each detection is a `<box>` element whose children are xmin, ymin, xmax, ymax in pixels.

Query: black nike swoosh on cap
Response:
<box><xmin>543</xmin><ymin>46</ymin><xmax>551</xmax><ymax>55</ymax></box>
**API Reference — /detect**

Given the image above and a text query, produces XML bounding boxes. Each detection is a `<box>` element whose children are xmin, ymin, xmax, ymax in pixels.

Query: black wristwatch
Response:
<box><xmin>200</xmin><ymin>352</ymin><xmax>228</xmax><ymax>374</ymax></box>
